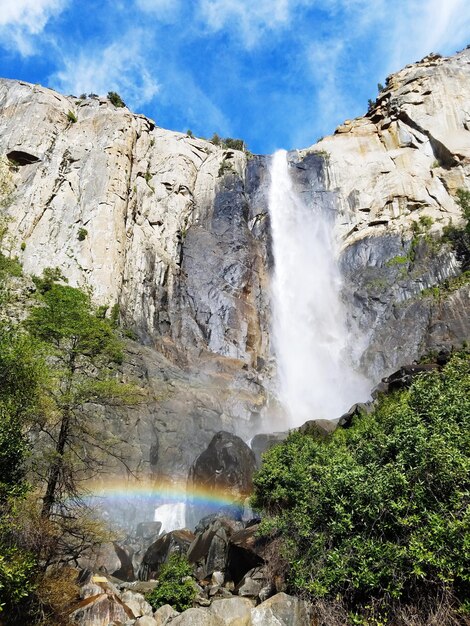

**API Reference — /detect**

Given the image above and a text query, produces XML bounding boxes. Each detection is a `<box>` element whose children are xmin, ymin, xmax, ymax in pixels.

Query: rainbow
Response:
<box><xmin>81</xmin><ymin>477</ymin><xmax>249</xmax><ymax>510</ymax></box>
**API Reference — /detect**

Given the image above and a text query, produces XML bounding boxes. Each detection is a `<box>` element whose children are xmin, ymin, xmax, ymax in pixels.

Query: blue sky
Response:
<box><xmin>0</xmin><ymin>0</ymin><xmax>469</xmax><ymax>154</ymax></box>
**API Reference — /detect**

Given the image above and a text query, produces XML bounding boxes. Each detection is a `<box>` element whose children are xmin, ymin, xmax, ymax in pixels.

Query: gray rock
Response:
<box><xmin>135</xmin><ymin>617</ymin><xmax>159</xmax><ymax>626</ymax></box>
<box><xmin>120</xmin><ymin>590</ymin><xmax>153</xmax><ymax>618</ymax></box>
<box><xmin>139</xmin><ymin>529</ymin><xmax>195</xmax><ymax>581</ymax></box>
<box><xmin>251</xmin><ymin>592</ymin><xmax>313</xmax><ymax>626</ymax></box>
<box><xmin>170</xmin><ymin>607</ymin><xmax>225</xmax><ymax>625</ymax></box>
<box><xmin>187</xmin><ymin>432</ymin><xmax>257</xmax><ymax>527</ymax></box>
<box><xmin>153</xmin><ymin>604</ymin><xmax>180</xmax><ymax>625</ymax></box>
<box><xmin>209</xmin><ymin>597</ymin><xmax>254</xmax><ymax>625</ymax></box>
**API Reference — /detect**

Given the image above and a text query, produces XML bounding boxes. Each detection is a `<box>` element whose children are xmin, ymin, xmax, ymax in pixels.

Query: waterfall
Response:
<box><xmin>268</xmin><ymin>149</ymin><xmax>370</xmax><ymax>428</ymax></box>
<box><xmin>154</xmin><ymin>503</ymin><xmax>186</xmax><ymax>534</ymax></box>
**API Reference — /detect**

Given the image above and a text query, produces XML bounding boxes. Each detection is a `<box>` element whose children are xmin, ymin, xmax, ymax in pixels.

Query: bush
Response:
<box><xmin>107</xmin><ymin>91</ymin><xmax>126</xmax><ymax>108</ymax></box>
<box><xmin>66</xmin><ymin>110</ymin><xmax>77</xmax><ymax>124</ymax></box>
<box><xmin>252</xmin><ymin>352</ymin><xmax>470</xmax><ymax>622</ymax></box>
<box><xmin>77</xmin><ymin>227</ymin><xmax>87</xmax><ymax>241</ymax></box>
<box><xmin>146</xmin><ymin>554</ymin><xmax>196</xmax><ymax>612</ymax></box>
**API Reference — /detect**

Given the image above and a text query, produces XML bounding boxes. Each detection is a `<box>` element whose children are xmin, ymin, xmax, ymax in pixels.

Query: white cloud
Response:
<box><xmin>198</xmin><ymin>0</ymin><xmax>309</xmax><ymax>46</ymax></box>
<box><xmin>134</xmin><ymin>0</ymin><xmax>181</xmax><ymax>22</ymax></box>
<box><xmin>0</xmin><ymin>0</ymin><xmax>66</xmax><ymax>55</ymax></box>
<box><xmin>50</xmin><ymin>34</ymin><xmax>160</xmax><ymax>109</ymax></box>
<box><xmin>388</xmin><ymin>0</ymin><xmax>470</xmax><ymax>72</ymax></box>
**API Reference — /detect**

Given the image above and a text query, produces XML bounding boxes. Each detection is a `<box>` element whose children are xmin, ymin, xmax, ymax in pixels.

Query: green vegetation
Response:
<box><xmin>252</xmin><ymin>352</ymin><xmax>470</xmax><ymax>624</ymax></box>
<box><xmin>107</xmin><ymin>91</ymin><xmax>126</xmax><ymax>108</ymax></box>
<box><xmin>211</xmin><ymin>133</ymin><xmax>248</xmax><ymax>152</ymax></box>
<box><xmin>66</xmin><ymin>110</ymin><xmax>77</xmax><ymax>124</ymax></box>
<box><xmin>421</xmin><ymin>270</ymin><xmax>470</xmax><ymax>300</ymax></box>
<box><xmin>218</xmin><ymin>157</ymin><xmax>234</xmax><ymax>177</ymax></box>
<box><xmin>0</xmin><ymin>257</ymin><xmax>143</xmax><ymax>623</ymax></box>
<box><xmin>186</xmin><ymin>129</ymin><xmax>193</xmax><ymax>137</ymax></box>
<box><xmin>146</xmin><ymin>554</ymin><xmax>196</xmax><ymax>612</ymax></box>
<box><xmin>385</xmin><ymin>255</ymin><xmax>408</xmax><ymax>267</ymax></box>
<box><xmin>443</xmin><ymin>188</ymin><xmax>470</xmax><ymax>270</ymax></box>
<box><xmin>77</xmin><ymin>227</ymin><xmax>87</xmax><ymax>241</ymax></box>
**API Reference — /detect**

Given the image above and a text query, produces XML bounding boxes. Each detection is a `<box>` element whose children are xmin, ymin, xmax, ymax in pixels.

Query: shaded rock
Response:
<box><xmin>337</xmin><ymin>402</ymin><xmax>375</xmax><ymax>428</ymax></box>
<box><xmin>235</xmin><ymin>567</ymin><xmax>271</xmax><ymax>601</ymax></box>
<box><xmin>188</xmin><ymin>432</ymin><xmax>256</xmax><ymax>526</ymax></box>
<box><xmin>251</xmin><ymin>592</ymin><xmax>313</xmax><ymax>626</ymax></box>
<box><xmin>384</xmin><ymin>363</ymin><xmax>439</xmax><ymax>391</ymax></box>
<box><xmin>153</xmin><ymin>604</ymin><xmax>180</xmax><ymax>625</ymax></box>
<box><xmin>170</xmin><ymin>607</ymin><xmax>225</xmax><ymax>625</ymax></box>
<box><xmin>227</xmin><ymin>525</ymin><xmax>266</xmax><ymax>585</ymax></box>
<box><xmin>136</xmin><ymin>521</ymin><xmax>162</xmax><ymax>540</ymax></box>
<box><xmin>139</xmin><ymin>529</ymin><xmax>195</xmax><ymax>580</ymax></box>
<box><xmin>188</xmin><ymin>517</ymin><xmax>242</xmax><ymax>580</ymax></box>
<box><xmin>209</xmin><ymin>597</ymin><xmax>254</xmax><ymax>625</ymax></box>
<box><xmin>113</xmin><ymin>542</ymin><xmax>135</xmax><ymax>582</ymax></box>
<box><xmin>250</xmin><ymin>433</ymin><xmax>288</xmax><ymax>467</ymax></box>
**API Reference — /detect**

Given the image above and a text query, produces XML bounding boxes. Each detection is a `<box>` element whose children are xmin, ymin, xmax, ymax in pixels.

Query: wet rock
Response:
<box><xmin>188</xmin><ymin>432</ymin><xmax>256</xmax><ymax>526</ymax></box>
<box><xmin>337</xmin><ymin>402</ymin><xmax>375</xmax><ymax>428</ymax></box>
<box><xmin>250</xmin><ymin>433</ymin><xmax>288</xmax><ymax>467</ymax></box>
<box><xmin>209</xmin><ymin>597</ymin><xmax>254</xmax><ymax>625</ymax></box>
<box><xmin>113</xmin><ymin>542</ymin><xmax>135</xmax><ymax>581</ymax></box>
<box><xmin>251</xmin><ymin>592</ymin><xmax>313</xmax><ymax>626</ymax></box>
<box><xmin>384</xmin><ymin>363</ymin><xmax>439</xmax><ymax>391</ymax></box>
<box><xmin>139</xmin><ymin>529</ymin><xmax>195</xmax><ymax>580</ymax></box>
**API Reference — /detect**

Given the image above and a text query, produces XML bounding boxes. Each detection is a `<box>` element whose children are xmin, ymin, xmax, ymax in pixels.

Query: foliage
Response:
<box><xmin>252</xmin><ymin>353</ymin><xmax>470</xmax><ymax>621</ymax></box>
<box><xmin>24</xmin><ymin>274</ymin><xmax>143</xmax><ymax>518</ymax></box>
<box><xmin>107</xmin><ymin>91</ymin><xmax>126</xmax><ymax>108</ymax></box>
<box><xmin>66</xmin><ymin>110</ymin><xmax>77</xmax><ymax>124</ymax></box>
<box><xmin>0</xmin><ymin>327</ymin><xmax>47</xmax><ymax>616</ymax></box>
<box><xmin>442</xmin><ymin>188</ymin><xmax>470</xmax><ymax>271</ymax></box>
<box><xmin>146</xmin><ymin>554</ymin><xmax>196</xmax><ymax>612</ymax></box>
<box><xmin>77</xmin><ymin>227</ymin><xmax>87</xmax><ymax>241</ymax></box>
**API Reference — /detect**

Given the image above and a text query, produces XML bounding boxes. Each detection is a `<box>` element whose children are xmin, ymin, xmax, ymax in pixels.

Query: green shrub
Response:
<box><xmin>252</xmin><ymin>352</ymin><xmax>470</xmax><ymax>620</ymax></box>
<box><xmin>146</xmin><ymin>554</ymin><xmax>196</xmax><ymax>612</ymax></box>
<box><xmin>77</xmin><ymin>227</ymin><xmax>88</xmax><ymax>241</ymax></box>
<box><xmin>107</xmin><ymin>91</ymin><xmax>126</xmax><ymax>108</ymax></box>
<box><xmin>66</xmin><ymin>110</ymin><xmax>77</xmax><ymax>124</ymax></box>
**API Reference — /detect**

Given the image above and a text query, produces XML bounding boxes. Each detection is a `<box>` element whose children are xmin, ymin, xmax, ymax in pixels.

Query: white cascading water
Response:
<box><xmin>268</xmin><ymin>150</ymin><xmax>370</xmax><ymax>428</ymax></box>
<box><xmin>154</xmin><ymin>503</ymin><xmax>186</xmax><ymax>534</ymax></box>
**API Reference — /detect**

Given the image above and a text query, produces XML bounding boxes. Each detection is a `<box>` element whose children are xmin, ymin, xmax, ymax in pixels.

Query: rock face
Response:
<box><xmin>1</xmin><ymin>49</ymin><xmax>470</xmax><ymax>497</ymax></box>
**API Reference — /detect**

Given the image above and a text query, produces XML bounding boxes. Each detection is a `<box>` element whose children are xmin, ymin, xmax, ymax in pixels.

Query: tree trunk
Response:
<box><xmin>41</xmin><ymin>411</ymin><xmax>70</xmax><ymax>518</ymax></box>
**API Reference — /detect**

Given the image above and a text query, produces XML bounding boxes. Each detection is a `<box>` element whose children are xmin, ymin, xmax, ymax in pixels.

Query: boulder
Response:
<box><xmin>170</xmin><ymin>607</ymin><xmax>225</xmax><ymax>625</ymax></box>
<box><xmin>251</xmin><ymin>592</ymin><xmax>313</xmax><ymax>626</ymax></box>
<box><xmin>337</xmin><ymin>402</ymin><xmax>375</xmax><ymax>428</ymax></box>
<box><xmin>384</xmin><ymin>363</ymin><xmax>439</xmax><ymax>391</ymax></box>
<box><xmin>235</xmin><ymin>567</ymin><xmax>271</xmax><ymax>601</ymax></box>
<box><xmin>135</xmin><ymin>617</ymin><xmax>158</xmax><ymax>626</ymax></box>
<box><xmin>120</xmin><ymin>590</ymin><xmax>153</xmax><ymax>618</ymax></box>
<box><xmin>209</xmin><ymin>597</ymin><xmax>254</xmax><ymax>625</ymax></box>
<box><xmin>250</xmin><ymin>433</ymin><xmax>288</xmax><ymax>467</ymax></box>
<box><xmin>188</xmin><ymin>517</ymin><xmax>241</xmax><ymax>580</ymax></box>
<box><xmin>227</xmin><ymin>525</ymin><xmax>266</xmax><ymax>584</ymax></box>
<box><xmin>297</xmin><ymin>419</ymin><xmax>337</xmax><ymax>438</ymax></box>
<box><xmin>139</xmin><ymin>529</ymin><xmax>195</xmax><ymax>580</ymax></box>
<box><xmin>187</xmin><ymin>432</ymin><xmax>257</xmax><ymax>526</ymax></box>
<box><xmin>153</xmin><ymin>604</ymin><xmax>180</xmax><ymax>625</ymax></box>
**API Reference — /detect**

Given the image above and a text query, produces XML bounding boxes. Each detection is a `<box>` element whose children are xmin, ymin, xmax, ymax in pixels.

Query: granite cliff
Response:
<box><xmin>1</xmin><ymin>49</ymin><xmax>469</xmax><ymax>494</ymax></box>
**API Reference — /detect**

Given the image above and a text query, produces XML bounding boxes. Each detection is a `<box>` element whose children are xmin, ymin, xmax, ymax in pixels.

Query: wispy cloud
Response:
<box><xmin>49</xmin><ymin>33</ymin><xmax>159</xmax><ymax>108</ymax></box>
<box><xmin>198</xmin><ymin>0</ymin><xmax>309</xmax><ymax>47</ymax></box>
<box><xmin>134</xmin><ymin>0</ymin><xmax>182</xmax><ymax>23</ymax></box>
<box><xmin>388</xmin><ymin>0</ymin><xmax>470</xmax><ymax>72</ymax></box>
<box><xmin>0</xmin><ymin>0</ymin><xmax>67</xmax><ymax>56</ymax></box>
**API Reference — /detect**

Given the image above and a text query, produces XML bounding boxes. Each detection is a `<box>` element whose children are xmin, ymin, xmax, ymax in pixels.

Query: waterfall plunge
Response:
<box><xmin>268</xmin><ymin>150</ymin><xmax>370</xmax><ymax>428</ymax></box>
